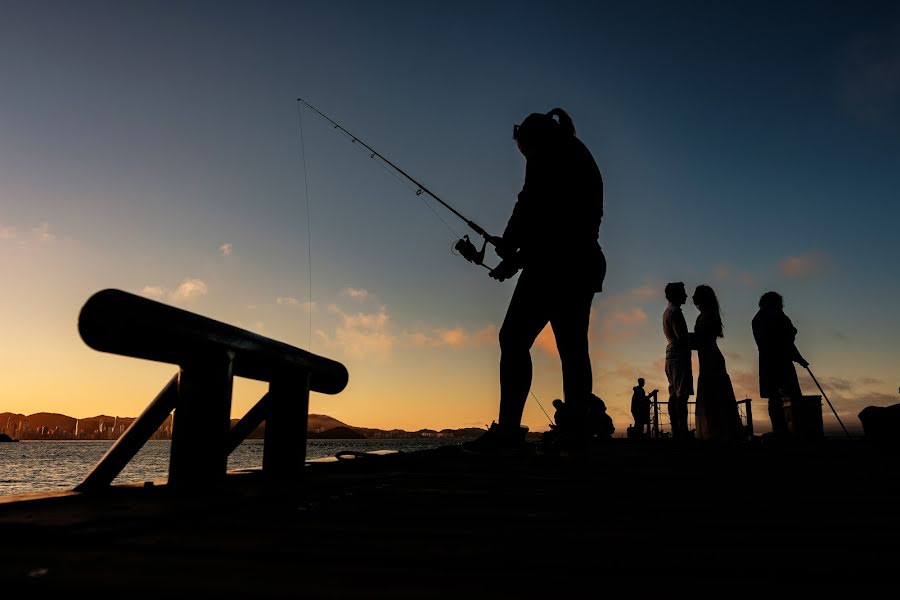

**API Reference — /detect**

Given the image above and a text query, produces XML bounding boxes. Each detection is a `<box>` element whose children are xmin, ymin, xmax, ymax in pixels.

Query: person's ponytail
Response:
<box><xmin>547</xmin><ymin>108</ymin><xmax>575</xmax><ymax>137</ymax></box>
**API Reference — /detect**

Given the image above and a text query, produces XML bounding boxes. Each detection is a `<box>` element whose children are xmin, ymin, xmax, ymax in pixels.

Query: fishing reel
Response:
<box><xmin>454</xmin><ymin>235</ymin><xmax>487</xmax><ymax>267</ymax></box>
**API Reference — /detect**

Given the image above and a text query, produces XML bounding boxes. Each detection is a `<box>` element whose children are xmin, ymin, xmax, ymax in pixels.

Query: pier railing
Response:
<box><xmin>75</xmin><ymin>289</ymin><xmax>349</xmax><ymax>493</ymax></box>
<box><xmin>649</xmin><ymin>397</ymin><xmax>754</xmax><ymax>438</ymax></box>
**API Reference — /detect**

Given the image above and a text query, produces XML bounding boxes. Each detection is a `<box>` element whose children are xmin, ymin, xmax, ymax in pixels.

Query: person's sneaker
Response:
<box><xmin>462</xmin><ymin>422</ymin><xmax>529</xmax><ymax>455</ymax></box>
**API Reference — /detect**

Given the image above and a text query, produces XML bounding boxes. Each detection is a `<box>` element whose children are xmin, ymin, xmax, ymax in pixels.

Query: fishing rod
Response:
<box><xmin>531</xmin><ymin>390</ymin><xmax>554</xmax><ymax>427</ymax></box>
<box><xmin>805</xmin><ymin>366</ymin><xmax>852</xmax><ymax>439</ymax></box>
<box><xmin>296</xmin><ymin>97</ymin><xmax>497</xmax><ymax>271</ymax></box>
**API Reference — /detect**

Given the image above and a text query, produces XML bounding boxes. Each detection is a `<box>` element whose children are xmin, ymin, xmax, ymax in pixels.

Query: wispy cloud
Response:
<box><xmin>598</xmin><ymin>282</ymin><xmax>660</xmax><ymax>308</ymax></box>
<box><xmin>219</xmin><ymin>243</ymin><xmax>233</xmax><ymax>256</ymax></box>
<box><xmin>342</xmin><ymin>287</ymin><xmax>370</xmax><ymax>300</ymax></box>
<box><xmin>446</xmin><ymin>325</ymin><xmax>495</xmax><ymax>347</ymax></box>
<box><xmin>0</xmin><ymin>222</ymin><xmax>56</xmax><ymax>243</ymax></box>
<box><xmin>171</xmin><ymin>278</ymin><xmax>208</xmax><ymax>301</ymax></box>
<box><xmin>405</xmin><ymin>324</ymin><xmax>497</xmax><ymax>349</ymax></box>
<box><xmin>712</xmin><ymin>264</ymin><xmax>757</xmax><ymax>287</ymax></box>
<box><xmin>595</xmin><ymin>307</ymin><xmax>649</xmax><ymax>344</ymax></box>
<box><xmin>841</xmin><ymin>27</ymin><xmax>900</xmax><ymax>130</ymax></box>
<box><xmin>737</xmin><ymin>272</ymin><xmax>757</xmax><ymax>287</ymax></box>
<box><xmin>141</xmin><ymin>278</ymin><xmax>209</xmax><ymax>303</ymax></box>
<box><xmin>323</xmin><ymin>304</ymin><xmax>396</xmax><ymax>359</ymax></box>
<box><xmin>276</xmin><ymin>296</ymin><xmax>315</xmax><ymax>311</ymax></box>
<box><xmin>141</xmin><ymin>286</ymin><xmax>165</xmax><ymax>300</ymax></box>
<box><xmin>609</xmin><ymin>308</ymin><xmax>648</xmax><ymax>326</ymax></box>
<box><xmin>780</xmin><ymin>251</ymin><xmax>829</xmax><ymax>279</ymax></box>
<box><xmin>319</xmin><ymin>292</ymin><xmax>500</xmax><ymax>358</ymax></box>
<box><xmin>32</xmin><ymin>223</ymin><xmax>55</xmax><ymax>242</ymax></box>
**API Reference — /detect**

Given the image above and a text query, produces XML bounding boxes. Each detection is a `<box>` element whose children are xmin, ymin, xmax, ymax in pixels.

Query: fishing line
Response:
<box><xmin>531</xmin><ymin>390</ymin><xmax>553</xmax><ymax>426</ymax></box>
<box><xmin>365</xmin><ymin>148</ymin><xmax>461</xmax><ymax>238</ymax></box>
<box><xmin>297</xmin><ymin>104</ymin><xmax>314</xmax><ymax>350</ymax></box>
<box><xmin>295</xmin><ymin>98</ymin><xmax>496</xmax><ymax>270</ymax></box>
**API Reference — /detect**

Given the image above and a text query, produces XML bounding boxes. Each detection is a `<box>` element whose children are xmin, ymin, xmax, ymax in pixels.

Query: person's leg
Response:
<box><xmin>666</xmin><ymin>362</ymin><xmax>680</xmax><ymax>438</ymax></box>
<box><xmin>668</xmin><ymin>394</ymin><xmax>688</xmax><ymax>439</ymax></box>
<box><xmin>771</xmin><ymin>363</ymin><xmax>802</xmax><ymax>434</ymax></box>
<box><xmin>498</xmin><ymin>273</ymin><xmax>550</xmax><ymax>430</ymax></box>
<box><xmin>669</xmin><ymin>394</ymin><xmax>682</xmax><ymax>438</ymax></box>
<box><xmin>677</xmin><ymin>394</ymin><xmax>690</xmax><ymax>438</ymax></box>
<box><xmin>550</xmin><ymin>288</ymin><xmax>595</xmax><ymax>406</ymax></box>
<box><xmin>768</xmin><ymin>396</ymin><xmax>787</xmax><ymax>434</ymax></box>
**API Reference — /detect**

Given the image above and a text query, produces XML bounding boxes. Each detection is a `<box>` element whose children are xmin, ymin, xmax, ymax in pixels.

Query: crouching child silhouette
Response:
<box><xmin>544</xmin><ymin>394</ymin><xmax>615</xmax><ymax>451</ymax></box>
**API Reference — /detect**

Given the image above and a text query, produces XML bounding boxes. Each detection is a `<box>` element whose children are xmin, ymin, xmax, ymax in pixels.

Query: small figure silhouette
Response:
<box><xmin>465</xmin><ymin>108</ymin><xmax>604</xmax><ymax>453</ymax></box>
<box><xmin>663</xmin><ymin>282</ymin><xmax>693</xmax><ymax>440</ymax></box>
<box><xmin>691</xmin><ymin>285</ymin><xmax>744</xmax><ymax>441</ymax></box>
<box><xmin>630</xmin><ymin>378</ymin><xmax>657</xmax><ymax>439</ymax></box>
<box><xmin>752</xmin><ymin>291</ymin><xmax>808</xmax><ymax>435</ymax></box>
<box><xmin>545</xmin><ymin>394</ymin><xmax>613</xmax><ymax>451</ymax></box>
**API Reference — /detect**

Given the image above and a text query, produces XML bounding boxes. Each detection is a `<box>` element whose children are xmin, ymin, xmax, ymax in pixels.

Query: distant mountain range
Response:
<box><xmin>0</xmin><ymin>411</ymin><xmax>485</xmax><ymax>441</ymax></box>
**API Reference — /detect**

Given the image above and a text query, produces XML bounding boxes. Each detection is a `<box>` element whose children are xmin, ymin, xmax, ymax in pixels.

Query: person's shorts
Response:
<box><xmin>665</xmin><ymin>356</ymin><xmax>694</xmax><ymax>397</ymax></box>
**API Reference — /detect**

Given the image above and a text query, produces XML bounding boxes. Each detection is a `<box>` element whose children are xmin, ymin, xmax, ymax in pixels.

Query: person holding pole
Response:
<box><xmin>751</xmin><ymin>291</ymin><xmax>808</xmax><ymax>435</ymax></box>
<box><xmin>464</xmin><ymin>108</ymin><xmax>605</xmax><ymax>453</ymax></box>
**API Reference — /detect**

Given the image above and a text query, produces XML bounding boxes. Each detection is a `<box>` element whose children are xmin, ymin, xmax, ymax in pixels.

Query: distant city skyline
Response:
<box><xmin>1</xmin><ymin>1</ymin><xmax>898</xmax><ymax>432</ymax></box>
<box><xmin>0</xmin><ymin>410</ymin><xmax>485</xmax><ymax>440</ymax></box>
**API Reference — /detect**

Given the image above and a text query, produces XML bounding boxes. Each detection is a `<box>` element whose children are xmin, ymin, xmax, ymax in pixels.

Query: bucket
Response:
<box><xmin>783</xmin><ymin>395</ymin><xmax>824</xmax><ymax>439</ymax></box>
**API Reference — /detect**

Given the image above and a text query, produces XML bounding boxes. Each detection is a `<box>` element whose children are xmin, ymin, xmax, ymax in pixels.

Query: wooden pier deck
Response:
<box><xmin>1</xmin><ymin>439</ymin><xmax>898</xmax><ymax>596</ymax></box>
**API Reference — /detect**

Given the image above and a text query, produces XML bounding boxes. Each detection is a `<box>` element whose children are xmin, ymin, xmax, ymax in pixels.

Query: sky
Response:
<box><xmin>1</xmin><ymin>0</ymin><xmax>898</xmax><ymax>433</ymax></box>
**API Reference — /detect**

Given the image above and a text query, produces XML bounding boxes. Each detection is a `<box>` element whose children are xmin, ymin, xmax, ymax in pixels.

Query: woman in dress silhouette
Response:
<box><xmin>691</xmin><ymin>285</ymin><xmax>743</xmax><ymax>441</ymax></box>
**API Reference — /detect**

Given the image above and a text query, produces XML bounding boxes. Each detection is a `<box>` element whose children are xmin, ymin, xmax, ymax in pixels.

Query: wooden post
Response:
<box><xmin>743</xmin><ymin>399</ymin><xmax>754</xmax><ymax>436</ymax></box>
<box><xmin>76</xmin><ymin>375</ymin><xmax>179</xmax><ymax>492</ymax></box>
<box><xmin>652</xmin><ymin>395</ymin><xmax>660</xmax><ymax>438</ymax></box>
<box><xmin>169</xmin><ymin>351</ymin><xmax>235</xmax><ymax>490</ymax></box>
<box><xmin>227</xmin><ymin>392</ymin><xmax>270</xmax><ymax>455</ymax></box>
<box><xmin>263</xmin><ymin>371</ymin><xmax>311</xmax><ymax>489</ymax></box>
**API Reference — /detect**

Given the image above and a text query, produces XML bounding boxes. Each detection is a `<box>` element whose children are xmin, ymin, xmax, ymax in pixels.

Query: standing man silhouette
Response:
<box><xmin>663</xmin><ymin>282</ymin><xmax>693</xmax><ymax>439</ymax></box>
<box><xmin>464</xmin><ymin>108</ymin><xmax>605</xmax><ymax>453</ymax></box>
<box><xmin>631</xmin><ymin>378</ymin><xmax>657</xmax><ymax>438</ymax></box>
<box><xmin>752</xmin><ymin>291</ymin><xmax>809</xmax><ymax>435</ymax></box>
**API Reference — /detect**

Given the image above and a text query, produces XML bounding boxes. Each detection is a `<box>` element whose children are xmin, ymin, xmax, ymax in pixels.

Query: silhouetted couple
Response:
<box><xmin>664</xmin><ymin>282</ymin><xmax>743</xmax><ymax>441</ymax></box>
<box><xmin>464</xmin><ymin>108</ymin><xmax>605</xmax><ymax>453</ymax></box>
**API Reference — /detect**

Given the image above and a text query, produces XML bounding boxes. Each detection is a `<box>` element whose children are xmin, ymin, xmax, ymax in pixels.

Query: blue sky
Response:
<box><xmin>1</xmin><ymin>1</ymin><xmax>898</xmax><ymax>431</ymax></box>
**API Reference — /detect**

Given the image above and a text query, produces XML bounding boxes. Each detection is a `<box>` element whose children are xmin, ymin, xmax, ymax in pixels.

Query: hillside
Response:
<box><xmin>2</xmin><ymin>410</ymin><xmax>479</xmax><ymax>440</ymax></box>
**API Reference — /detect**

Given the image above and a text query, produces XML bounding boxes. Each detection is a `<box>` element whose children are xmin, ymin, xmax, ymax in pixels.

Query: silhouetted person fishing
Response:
<box><xmin>465</xmin><ymin>108</ymin><xmax>605</xmax><ymax>453</ymax></box>
<box><xmin>752</xmin><ymin>291</ymin><xmax>808</xmax><ymax>435</ymax></box>
<box><xmin>663</xmin><ymin>282</ymin><xmax>692</xmax><ymax>440</ymax></box>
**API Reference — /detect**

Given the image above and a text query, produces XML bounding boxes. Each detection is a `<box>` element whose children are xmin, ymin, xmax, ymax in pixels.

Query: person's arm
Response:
<box><xmin>497</xmin><ymin>198</ymin><xmax>526</xmax><ymax>259</ymax></box>
<box><xmin>691</xmin><ymin>315</ymin><xmax>708</xmax><ymax>350</ymax></box>
<box><xmin>673</xmin><ymin>309</ymin><xmax>691</xmax><ymax>349</ymax></box>
<box><xmin>791</xmin><ymin>341</ymin><xmax>809</xmax><ymax>367</ymax></box>
<box><xmin>784</xmin><ymin>315</ymin><xmax>809</xmax><ymax>367</ymax></box>
<box><xmin>490</xmin><ymin>164</ymin><xmax>539</xmax><ymax>281</ymax></box>
<box><xmin>498</xmin><ymin>161</ymin><xmax>540</xmax><ymax>257</ymax></box>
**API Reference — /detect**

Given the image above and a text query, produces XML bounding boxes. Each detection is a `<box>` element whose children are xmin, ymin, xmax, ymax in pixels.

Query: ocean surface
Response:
<box><xmin>0</xmin><ymin>439</ymin><xmax>461</xmax><ymax>496</ymax></box>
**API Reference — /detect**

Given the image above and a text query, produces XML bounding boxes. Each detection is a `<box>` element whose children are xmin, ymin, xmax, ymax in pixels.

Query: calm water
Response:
<box><xmin>0</xmin><ymin>439</ymin><xmax>460</xmax><ymax>496</ymax></box>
